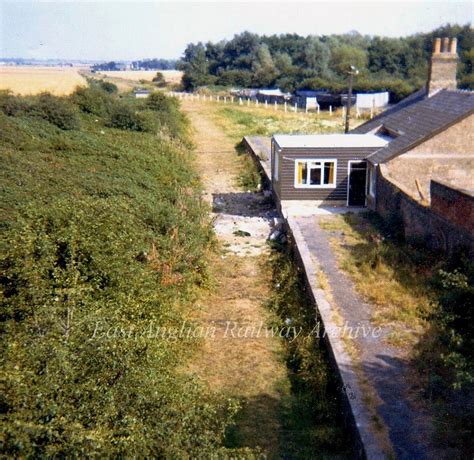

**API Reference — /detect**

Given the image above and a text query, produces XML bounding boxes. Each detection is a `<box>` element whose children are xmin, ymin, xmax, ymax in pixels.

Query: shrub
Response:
<box><xmin>0</xmin><ymin>90</ymin><xmax>30</xmax><ymax>116</ymax></box>
<box><xmin>107</xmin><ymin>101</ymin><xmax>154</xmax><ymax>132</ymax></box>
<box><xmin>71</xmin><ymin>85</ymin><xmax>113</xmax><ymax>116</ymax></box>
<box><xmin>30</xmin><ymin>92</ymin><xmax>79</xmax><ymax>130</ymax></box>
<box><xmin>99</xmin><ymin>80</ymin><xmax>118</xmax><ymax>94</ymax></box>
<box><xmin>0</xmin><ymin>198</ymin><xmax>230</xmax><ymax>457</ymax></box>
<box><xmin>146</xmin><ymin>92</ymin><xmax>189</xmax><ymax>139</ymax></box>
<box><xmin>152</xmin><ymin>71</ymin><xmax>166</xmax><ymax>87</ymax></box>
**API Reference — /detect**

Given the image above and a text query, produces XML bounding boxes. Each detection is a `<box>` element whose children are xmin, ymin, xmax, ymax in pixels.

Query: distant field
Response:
<box><xmin>97</xmin><ymin>69</ymin><xmax>183</xmax><ymax>84</ymax></box>
<box><xmin>0</xmin><ymin>66</ymin><xmax>87</xmax><ymax>95</ymax></box>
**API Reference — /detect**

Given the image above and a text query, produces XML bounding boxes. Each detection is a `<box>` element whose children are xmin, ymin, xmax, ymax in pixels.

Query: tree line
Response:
<box><xmin>92</xmin><ymin>59</ymin><xmax>177</xmax><ymax>71</ymax></box>
<box><xmin>178</xmin><ymin>24</ymin><xmax>473</xmax><ymax>101</ymax></box>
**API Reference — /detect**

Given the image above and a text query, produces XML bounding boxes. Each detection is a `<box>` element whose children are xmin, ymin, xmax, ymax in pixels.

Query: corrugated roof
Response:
<box><xmin>273</xmin><ymin>134</ymin><xmax>389</xmax><ymax>149</ymax></box>
<box><xmin>352</xmin><ymin>89</ymin><xmax>474</xmax><ymax>164</ymax></box>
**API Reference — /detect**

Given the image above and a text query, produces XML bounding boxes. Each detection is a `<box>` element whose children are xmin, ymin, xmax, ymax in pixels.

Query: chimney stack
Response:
<box><xmin>428</xmin><ymin>37</ymin><xmax>459</xmax><ymax>96</ymax></box>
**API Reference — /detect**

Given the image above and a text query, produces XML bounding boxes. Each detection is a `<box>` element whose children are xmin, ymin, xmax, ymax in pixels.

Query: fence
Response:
<box><xmin>167</xmin><ymin>91</ymin><xmax>366</xmax><ymax>120</ymax></box>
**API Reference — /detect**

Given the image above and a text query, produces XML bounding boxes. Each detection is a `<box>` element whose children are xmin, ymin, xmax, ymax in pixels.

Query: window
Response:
<box><xmin>271</xmin><ymin>141</ymin><xmax>280</xmax><ymax>181</ymax></box>
<box><xmin>295</xmin><ymin>159</ymin><xmax>337</xmax><ymax>188</ymax></box>
<box><xmin>368</xmin><ymin>165</ymin><xmax>376</xmax><ymax>196</ymax></box>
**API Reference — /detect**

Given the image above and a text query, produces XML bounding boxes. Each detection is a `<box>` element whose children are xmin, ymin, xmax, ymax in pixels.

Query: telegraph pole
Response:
<box><xmin>344</xmin><ymin>66</ymin><xmax>359</xmax><ymax>133</ymax></box>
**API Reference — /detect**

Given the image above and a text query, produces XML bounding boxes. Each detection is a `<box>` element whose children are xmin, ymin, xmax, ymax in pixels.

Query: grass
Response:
<box><xmin>318</xmin><ymin>212</ymin><xmax>440</xmax><ymax>345</ymax></box>
<box><xmin>0</xmin><ymin>65</ymin><xmax>87</xmax><ymax>95</ymax></box>
<box><xmin>182</xmin><ymin>98</ymin><xmax>355</xmax><ymax>458</ymax></box>
<box><xmin>212</xmin><ymin>104</ymin><xmax>349</xmax><ymax>139</ymax></box>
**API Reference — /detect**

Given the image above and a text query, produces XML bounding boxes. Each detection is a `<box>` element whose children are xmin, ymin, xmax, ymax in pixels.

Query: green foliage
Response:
<box><xmin>0</xmin><ymin>90</ymin><xmax>30</xmax><ymax>116</ymax></box>
<box><xmin>152</xmin><ymin>71</ymin><xmax>167</xmax><ymax>87</ymax></box>
<box><xmin>106</xmin><ymin>101</ymin><xmax>154</xmax><ymax>132</ymax></box>
<box><xmin>0</xmin><ymin>92</ymin><xmax>242</xmax><ymax>456</ymax></box>
<box><xmin>71</xmin><ymin>85</ymin><xmax>114</xmax><ymax>116</ymax></box>
<box><xmin>265</xmin><ymin>249</ymin><xmax>352</xmax><ymax>457</ymax></box>
<box><xmin>429</xmin><ymin>265</ymin><xmax>474</xmax><ymax>390</ymax></box>
<box><xmin>98</xmin><ymin>80</ymin><xmax>118</xmax><ymax>94</ymax></box>
<box><xmin>146</xmin><ymin>92</ymin><xmax>189</xmax><ymax>139</ymax></box>
<box><xmin>31</xmin><ymin>93</ymin><xmax>80</xmax><ymax>130</ymax></box>
<box><xmin>2</xmin><ymin>92</ymin><xmax>80</xmax><ymax>130</ymax></box>
<box><xmin>179</xmin><ymin>24</ymin><xmax>473</xmax><ymax>93</ymax></box>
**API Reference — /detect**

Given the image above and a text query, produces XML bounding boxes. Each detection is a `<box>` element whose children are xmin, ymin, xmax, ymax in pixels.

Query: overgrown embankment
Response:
<box><xmin>0</xmin><ymin>86</ymin><xmax>238</xmax><ymax>456</ymax></box>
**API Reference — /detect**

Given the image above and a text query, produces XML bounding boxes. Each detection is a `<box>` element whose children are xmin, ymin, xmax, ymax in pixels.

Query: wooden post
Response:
<box><xmin>224</xmin><ymin>96</ymin><xmax>227</xmax><ymax>104</ymax></box>
<box><xmin>329</xmin><ymin>105</ymin><xmax>332</xmax><ymax>116</ymax></box>
<box><xmin>284</xmin><ymin>102</ymin><xmax>287</xmax><ymax>112</ymax></box>
<box><xmin>317</xmin><ymin>105</ymin><xmax>320</xmax><ymax>115</ymax></box>
<box><xmin>265</xmin><ymin>100</ymin><xmax>268</xmax><ymax>109</ymax></box>
<box><xmin>247</xmin><ymin>98</ymin><xmax>250</xmax><ymax>106</ymax></box>
<box><xmin>231</xmin><ymin>96</ymin><xmax>234</xmax><ymax>103</ymax></box>
<box><xmin>256</xmin><ymin>99</ymin><xmax>259</xmax><ymax>106</ymax></box>
<box><xmin>239</xmin><ymin>97</ymin><xmax>243</xmax><ymax>105</ymax></box>
<box><xmin>274</xmin><ymin>101</ymin><xmax>277</xmax><ymax>111</ymax></box>
<box><xmin>294</xmin><ymin>103</ymin><xmax>297</xmax><ymax>113</ymax></box>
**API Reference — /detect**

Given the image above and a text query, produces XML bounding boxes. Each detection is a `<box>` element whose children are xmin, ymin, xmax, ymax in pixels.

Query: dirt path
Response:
<box><xmin>182</xmin><ymin>100</ymin><xmax>288</xmax><ymax>455</ymax></box>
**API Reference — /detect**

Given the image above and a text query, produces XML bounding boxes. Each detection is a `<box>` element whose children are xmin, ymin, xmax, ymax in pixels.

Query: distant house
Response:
<box><xmin>271</xmin><ymin>37</ymin><xmax>473</xmax><ymax>209</ymax></box>
<box><xmin>355</xmin><ymin>92</ymin><xmax>389</xmax><ymax>113</ymax></box>
<box><xmin>133</xmin><ymin>89</ymin><xmax>151</xmax><ymax>98</ymax></box>
<box><xmin>256</xmin><ymin>88</ymin><xmax>291</xmax><ymax>104</ymax></box>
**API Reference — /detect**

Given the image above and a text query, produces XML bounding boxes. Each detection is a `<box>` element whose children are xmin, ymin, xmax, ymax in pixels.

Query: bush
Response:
<box><xmin>71</xmin><ymin>85</ymin><xmax>113</xmax><ymax>116</ymax></box>
<box><xmin>0</xmin><ymin>198</ymin><xmax>230</xmax><ymax>457</ymax></box>
<box><xmin>146</xmin><ymin>92</ymin><xmax>189</xmax><ymax>139</ymax></box>
<box><xmin>99</xmin><ymin>80</ymin><xmax>118</xmax><ymax>94</ymax></box>
<box><xmin>0</xmin><ymin>90</ymin><xmax>30</xmax><ymax>116</ymax></box>
<box><xmin>152</xmin><ymin>71</ymin><xmax>166</xmax><ymax>87</ymax></box>
<box><xmin>30</xmin><ymin>93</ymin><xmax>79</xmax><ymax>130</ymax></box>
<box><xmin>107</xmin><ymin>101</ymin><xmax>154</xmax><ymax>132</ymax></box>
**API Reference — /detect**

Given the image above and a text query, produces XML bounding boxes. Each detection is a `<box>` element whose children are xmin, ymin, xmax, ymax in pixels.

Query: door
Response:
<box><xmin>348</xmin><ymin>161</ymin><xmax>367</xmax><ymax>206</ymax></box>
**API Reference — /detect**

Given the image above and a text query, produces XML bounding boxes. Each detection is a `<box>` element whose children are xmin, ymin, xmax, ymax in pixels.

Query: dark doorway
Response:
<box><xmin>348</xmin><ymin>161</ymin><xmax>367</xmax><ymax>206</ymax></box>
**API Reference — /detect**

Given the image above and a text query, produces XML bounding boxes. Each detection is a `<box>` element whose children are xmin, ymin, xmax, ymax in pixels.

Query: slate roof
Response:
<box><xmin>352</xmin><ymin>89</ymin><xmax>474</xmax><ymax>164</ymax></box>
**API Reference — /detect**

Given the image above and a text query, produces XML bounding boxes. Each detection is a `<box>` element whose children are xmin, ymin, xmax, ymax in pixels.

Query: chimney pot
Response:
<box><xmin>433</xmin><ymin>38</ymin><xmax>441</xmax><ymax>54</ymax></box>
<box><xmin>442</xmin><ymin>37</ymin><xmax>450</xmax><ymax>53</ymax></box>
<box><xmin>449</xmin><ymin>37</ymin><xmax>457</xmax><ymax>54</ymax></box>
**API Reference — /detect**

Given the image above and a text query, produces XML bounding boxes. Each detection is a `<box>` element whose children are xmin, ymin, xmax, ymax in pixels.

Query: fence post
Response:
<box><xmin>317</xmin><ymin>105</ymin><xmax>320</xmax><ymax>115</ymax></box>
<box><xmin>247</xmin><ymin>98</ymin><xmax>250</xmax><ymax>106</ymax></box>
<box><xmin>256</xmin><ymin>99</ymin><xmax>259</xmax><ymax>106</ymax></box>
<box><xmin>224</xmin><ymin>96</ymin><xmax>227</xmax><ymax>104</ymax></box>
<box><xmin>274</xmin><ymin>101</ymin><xmax>277</xmax><ymax>111</ymax></box>
<box><xmin>231</xmin><ymin>96</ymin><xmax>234</xmax><ymax>104</ymax></box>
<box><xmin>284</xmin><ymin>102</ymin><xmax>287</xmax><ymax>112</ymax></box>
<box><xmin>329</xmin><ymin>105</ymin><xmax>333</xmax><ymax>116</ymax></box>
<box><xmin>294</xmin><ymin>103</ymin><xmax>297</xmax><ymax>113</ymax></box>
<box><xmin>239</xmin><ymin>97</ymin><xmax>243</xmax><ymax>105</ymax></box>
<box><xmin>265</xmin><ymin>100</ymin><xmax>268</xmax><ymax>109</ymax></box>
<box><xmin>305</xmin><ymin>105</ymin><xmax>308</xmax><ymax>114</ymax></box>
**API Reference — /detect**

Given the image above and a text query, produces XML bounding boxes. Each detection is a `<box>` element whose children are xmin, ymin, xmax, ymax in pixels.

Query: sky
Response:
<box><xmin>0</xmin><ymin>1</ymin><xmax>472</xmax><ymax>61</ymax></box>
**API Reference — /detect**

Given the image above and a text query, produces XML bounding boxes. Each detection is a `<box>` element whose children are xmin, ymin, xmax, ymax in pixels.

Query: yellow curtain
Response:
<box><xmin>297</xmin><ymin>162</ymin><xmax>303</xmax><ymax>184</ymax></box>
<box><xmin>328</xmin><ymin>162</ymin><xmax>334</xmax><ymax>183</ymax></box>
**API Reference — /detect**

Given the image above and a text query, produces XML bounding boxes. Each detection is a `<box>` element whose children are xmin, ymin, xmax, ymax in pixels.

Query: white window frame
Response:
<box><xmin>369</xmin><ymin>164</ymin><xmax>376</xmax><ymax>197</ymax></box>
<box><xmin>294</xmin><ymin>158</ymin><xmax>337</xmax><ymax>189</ymax></box>
<box><xmin>274</xmin><ymin>147</ymin><xmax>280</xmax><ymax>181</ymax></box>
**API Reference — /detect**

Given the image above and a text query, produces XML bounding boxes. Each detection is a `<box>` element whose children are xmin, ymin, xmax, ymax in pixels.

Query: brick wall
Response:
<box><xmin>431</xmin><ymin>180</ymin><xmax>474</xmax><ymax>234</ymax></box>
<box><xmin>375</xmin><ymin>165</ymin><xmax>474</xmax><ymax>258</ymax></box>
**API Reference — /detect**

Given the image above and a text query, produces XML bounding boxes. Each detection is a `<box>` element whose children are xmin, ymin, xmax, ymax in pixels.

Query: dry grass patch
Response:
<box><xmin>318</xmin><ymin>213</ymin><xmax>440</xmax><ymax>346</ymax></box>
<box><xmin>188</xmin><ymin>254</ymin><xmax>288</xmax><ymax>457</ymax></box>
